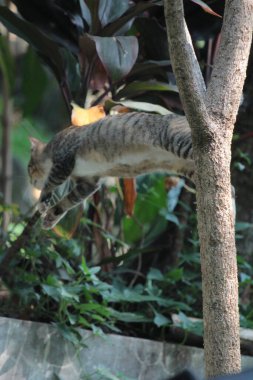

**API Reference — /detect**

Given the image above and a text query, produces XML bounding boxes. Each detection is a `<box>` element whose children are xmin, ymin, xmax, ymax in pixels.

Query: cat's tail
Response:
<box><xmin>160</xmin><ymin>114</ymin><xmax>193</xmax><ymax>160</ymax></box>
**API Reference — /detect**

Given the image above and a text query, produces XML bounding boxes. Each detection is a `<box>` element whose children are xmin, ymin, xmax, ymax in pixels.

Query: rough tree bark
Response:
<box><xmin>164</xmin><ymin>0</ymin><xmax>253</xmax><ymax>377</ymax></box>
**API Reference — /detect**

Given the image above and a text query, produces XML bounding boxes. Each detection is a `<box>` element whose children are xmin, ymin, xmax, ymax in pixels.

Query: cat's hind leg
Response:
<box><xmin>39</xmin><ymin>158</ymin><xmax>75</xmax><ymax>215</ymax></box>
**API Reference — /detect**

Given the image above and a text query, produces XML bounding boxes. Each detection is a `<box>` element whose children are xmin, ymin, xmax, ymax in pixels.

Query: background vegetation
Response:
<box><xmin>0</xmin><ymin>0</ymin><xmax>253</xmax><ymax>349</ymax></box>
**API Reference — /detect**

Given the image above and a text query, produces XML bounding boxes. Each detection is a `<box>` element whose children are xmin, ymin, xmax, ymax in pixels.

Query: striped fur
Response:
<box><xmin>28</xmin><ymin>112</ymin><xmax>194</xmax><ymax>229</ymax></box>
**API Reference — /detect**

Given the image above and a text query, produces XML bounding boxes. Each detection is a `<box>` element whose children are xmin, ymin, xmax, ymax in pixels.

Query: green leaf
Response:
<box><xmin>0</xmin><ymin>35</ymin><xmax>14</xmax><ymax>92</ymax></box>
<box><xmin>91</xmin><ymin>325</ymin><xmax>106</xmax><ymax>337</ymax></box>
<box><xmin>153</xmin><ymin>312</ymin><xmax>170</xmax><ymax>327</ymax></box>
<box><xmin>41</xmin><ymin>284</ymin><xmax>80</xmax><ymax>302</ymax></box>
<box><xmin>42</xmin><ymin>285</ymin><xmax>60</xmax><ymax>301</ymax></box>
<box><xmin>90</xmin><ymin>314</ymin><xmax>106</xmax><ymax>322</ymax></box>
<box><xmin>164</xmin><ymin>213</ymin><xmax>180</xmax><ymax>226</ymax></box>
<box><xmin>44</xmin><ymin>275</ymin><xmax>60</xmax><ymax>286</ymax></box>
<box><xmin>66</xmin><ymin>311</ymin><xmax>78</xmax><ymax>325</ymax></box>
<box><xmin>92</xmin><ymin>35</ymin><xmax>138</xmax><ymax>82</ymax></box>
<box><xmin>240</xmin><ymin>272</ymin><xmax>253</xmax><ymax>285</ymax></box>
<box><xmin>80</xmin><ymin>256</ymin><xmax>89</xmax><ymax>275</ymax></box>
<box><xmin>21</xmin><ymin>47</ymin><xmax>48</xmax><ymax>116</ymax></box>
<box><xmin>176</xmin><ymin>312</ymin><xmax>203</xmax><ymax>336</ymax></box>
<box><xmin>110</xmin><ymin>309</ymin><xmax>151</xmax><ymax>323</ymax></box>
<box><xmin>89</xmin><ymin>266</ymin><xmax>101</xmax><ymax>275</ymax></box>
<box><xmin>78</xmin><ymin>316</ymin><xmax>91</xmax><ymax>328</ymax></box>
<box><xmin>79</xmin><ymin>303</ymin><xmax>110</xmax><ymax>317</ymax></box>
<box><xmin>236</xmin><ymin>222</ymin><xmax>253</xmax><ymax>232</ymax></box>
<box><xmin>107</xmin><ymin>286</ymin><xmax>191</xmax><ymax>310</ymax></box>
<box><xmin>166</xmin><ymin>268</ymin><xmax>184</xmax><ymax>282</ymax></box>
<box><xmin>176</xmin><ymin>311</ymin><xmax>191</xmax><ymax>329</ymax></box>
<box><xmin>56</xmin><ymin>323</ymin><xmax>82</xmax><ymax>345</ymax></box>
<box><xmin>123</xmin><ymin>176</ymin><xmax>167</xmax><ymax>244</ymax></box>
<box><xmin>59</xmin><ymin>286</ymin><xmax>80</xmax><ymax>302</ymax></box>
<box><xmin>147</xmin><ymin>268</ymin><xmax>164</xmax><ymax>281</ymax></box>
<box><xmin>116</xmin><ymin>80</ymin><xmax>177</xmax><ymax>100</ymax></box>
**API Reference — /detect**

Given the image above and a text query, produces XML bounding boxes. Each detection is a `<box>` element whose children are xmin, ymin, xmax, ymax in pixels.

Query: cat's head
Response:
<box><xmin>28</xmin><ymin>137</ymin><xmax>51</xmax><ymax>190</ymax></box>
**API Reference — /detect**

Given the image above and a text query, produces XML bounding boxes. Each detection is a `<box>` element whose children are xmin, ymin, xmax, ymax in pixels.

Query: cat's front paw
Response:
<box><xmin>38</xmin><ymin>192</ymin><xmax>52</xmax><ymax>215</ymax></box>
<box><xmin>41</xmin><ymin>206</ymin><xmax>66</xmax><ymax>230</ymax></box>
<box><xmin>37</xmin><ymin>201</ymin><xmax>49</xmax><ymax>215</ymax></box>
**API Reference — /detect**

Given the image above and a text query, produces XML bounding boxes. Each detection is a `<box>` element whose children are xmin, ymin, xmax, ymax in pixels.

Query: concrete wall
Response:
<box><xmin>0</xmin><ymin>317</ymin><xmax>252</xmax><ymax>380</ymax></box>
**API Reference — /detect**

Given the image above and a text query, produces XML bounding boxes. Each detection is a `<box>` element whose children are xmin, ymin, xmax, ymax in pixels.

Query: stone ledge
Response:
<box><xmin>0</xmin><ymin>316</ymin><xmax>251</xmax><ymax>380</ymax></box>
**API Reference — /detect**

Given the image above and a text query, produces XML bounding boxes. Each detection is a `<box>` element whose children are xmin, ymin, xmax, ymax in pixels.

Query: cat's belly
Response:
<box><xmin>73</xmin><ymin>148</ymin><xmax>194</xmax><ymax>178</ymax></box>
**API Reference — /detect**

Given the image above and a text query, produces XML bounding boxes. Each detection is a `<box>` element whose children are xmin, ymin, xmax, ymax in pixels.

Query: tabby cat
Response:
<box><xmin>28</xmin><ymin>112</ymin><xmax>194</xmax><ymax>229</ymax></box>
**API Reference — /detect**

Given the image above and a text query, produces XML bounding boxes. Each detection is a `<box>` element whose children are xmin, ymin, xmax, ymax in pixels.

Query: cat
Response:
<box><xmin>28</xmin><ymin>111</ymin><xmax>194</xmax><ymax>229</ymax></box>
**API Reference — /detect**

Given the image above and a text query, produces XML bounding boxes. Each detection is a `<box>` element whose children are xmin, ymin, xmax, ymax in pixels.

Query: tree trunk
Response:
<box><xmin>164</xmin><ymin>0</ymin><xmax>253</xmax><ymax>377</ymax></box>
<box><xmin>194</xmin><ymin>126</ymin><xmax>239</xmax><ymax>377</ymax></box>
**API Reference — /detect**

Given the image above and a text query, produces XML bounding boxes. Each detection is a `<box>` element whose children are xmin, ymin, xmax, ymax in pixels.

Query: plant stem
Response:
<box><xmin>1</xmin><ymin>31</ymin><xmax>12</xmax><ymax>233</ymax></box>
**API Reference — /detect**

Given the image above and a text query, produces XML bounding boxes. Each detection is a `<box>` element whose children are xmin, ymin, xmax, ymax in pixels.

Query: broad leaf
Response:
<box><xmin>116</xmin><ymin>80</ymin><xmax>177</xmax><ymax>99</ymax></box>
<box><xmin>101</xmin><ymin>1</ymin><xmax>160</xmax><ymax>37</ymax></box>
<box><xmin>154</xmin><ymin>312</ymin><xmax>170</xmax><ymax>327</ymax></box>
<box><xmin>21</xmin><ymin>47</ymin><xmax>48</xmax><ymax>116</ymax></box>
<box><xmin>147</xmin><ymin>268</ymin><xmax>164</xmax><ymax>281</ymax></box>
<box><xmin>0</xmin><ymin>6</ymin><xmax>66</xmax><ymax>86</ymax></box>
<box><xmin>56</xmin><ymin>324</ymin><xmax>82</xmax><ymax>345</ymax></box>
<box><xmin>127</xmin><ymin>61</ymin><xmax>170</xmax><ymax>82</ymax></box>
<box><xmin>79</xmin><ymin>0</ymin><xmax>92</xmax><ymax>26</ymax></box>
<box><xmin>98</xmin><ymin>0</ymin><xmax>129</xmax><ymax>27</ymax></box>
<box><xmin>135</xmin><ymin>18</ymin><xmax>169</xmax><ymax>61</ymax></box>
<box><xmin>92</xmin><ymin>35</ymin><xmax>138</xmax><ymax>82</ymax></box>
<box><xmin>163</xmin><ymin>213</ymin><xmax>180</xmax><ymax>226</ymax></box>
<box><xmin>105</xmin><ymin>99</ymin><xmax>171</xmax><ymax>115</ymax></box>
<box><xmin>13</xmin><ymin>0</ymin><xmax>85</xmax><ymax>52</ymax></box>
<box><xmin>110</xmin><ymin>309</ymin><xmax>151</xmax><ymax>323</ymax></box>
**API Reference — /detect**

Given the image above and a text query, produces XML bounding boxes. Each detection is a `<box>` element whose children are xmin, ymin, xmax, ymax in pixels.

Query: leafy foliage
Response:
<box><xmin>0</xmin><ymin>174</ymin><xmax>201</xmax><ymax>340</ymax></box>
<box><xmin>1</xmin><ymin>178</ymin><xmax>253</xmax><ymax>343</ymax></box>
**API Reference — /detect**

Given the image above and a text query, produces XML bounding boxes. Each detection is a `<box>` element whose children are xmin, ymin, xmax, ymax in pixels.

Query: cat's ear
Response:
<box><xmin>29</xmin><ymin>137</ymin><xmax>41</xmax><ymax>151</ymax></box>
